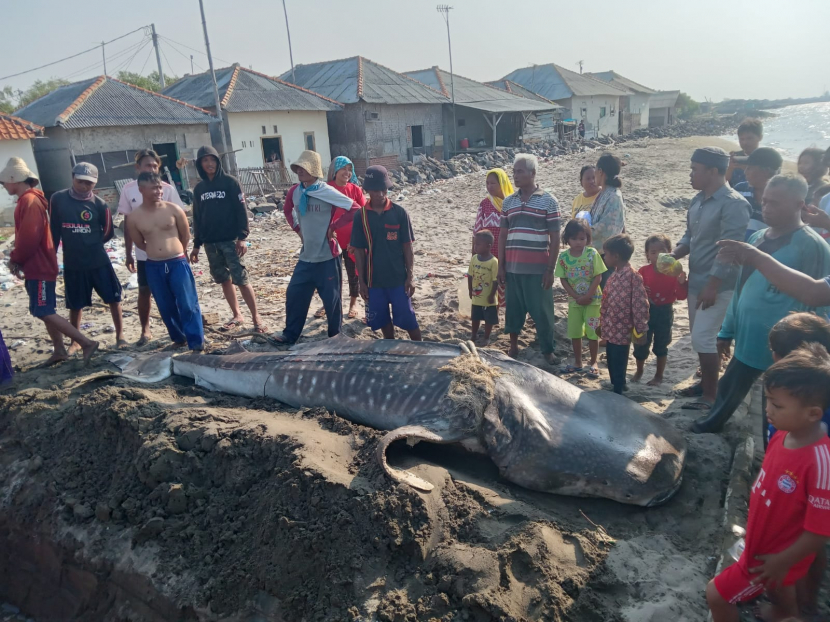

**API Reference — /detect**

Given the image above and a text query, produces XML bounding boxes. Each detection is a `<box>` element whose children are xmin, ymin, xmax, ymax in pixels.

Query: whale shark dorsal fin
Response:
<box><xmin>225</xmin><ymin>340</ymin><xmax>248</xmax><ymax>355</ymax></box>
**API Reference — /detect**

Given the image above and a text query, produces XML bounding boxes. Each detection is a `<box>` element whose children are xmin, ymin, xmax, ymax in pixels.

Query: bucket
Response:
<box><xmin>460</xmin><ymin>138</ymin><xmax>470</xmax><ymax>150</ymax></box>
<box><xmin>457</xmin><ymin>277</ymin><xmax>472</xmax><ymax>319</ymax></box>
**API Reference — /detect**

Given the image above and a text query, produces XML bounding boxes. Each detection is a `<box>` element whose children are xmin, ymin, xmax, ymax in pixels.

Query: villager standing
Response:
<box><xmin>571</xmin><ymin>165</ymin><xmax>599</xmax><ymax>218</ymax></box>
<box><xmin>578</xmin><ymin>121</ymin><xmax>585</xmax><ymax>139</ymax></box>
<box><xmin>0</xmin><ymin>157</ymin><xmax>98</xmax><ymax>365</ymax></box>
<box><xmin>798</xmin><ymin>147</ymin><xmax>830</xmax><ymax>206</ymax></box>
<box><xmin>189</xmin><ymin>146</ymin><xmax>266</xmax><ymax>333</ymax></box>
<box><xmin>590</xmin><ymin>154</ymin><xmax>626</xmax><ymax>290</ymax></box>
<box><xmin>497</xmin><ymin>153</ymin><xmax>560</xmax><ymax>364</ymax></box>
<box><xmin>725</xmin><ymin>117</ymin><xmax>763</xmax><ymax>188</ymax></box>
<box><xmin>49</xmin><ymin>163</ymin><xmax>126</xmax><ymax>350</ymax></box>
<box><xmin>351</xmin><ymin>166</ymin><xmax>421</xmax><ymax>340</ymax></box>
<box><xmin>277</xmin><ymin>151</ymin><xmax>360</xmax><ymax>343</ymax></box>
<box><xmin>472</xmin><ymin>168</ymin><xmax>513</xmax><ymax>308</ymax></box>
<box><xmin>730</xmin><ymin>147</ymin><xmax>782</xmax><ymax>240</ymax></box>
<box><xmin>119</xmin><ymin>149</ymin><xmax>186</xmax><ymax>345</ymax></box>
<box><xmin>671</xmin><ymin>147</ymin><xmax>751</xmax><ymax>411</ymax></box>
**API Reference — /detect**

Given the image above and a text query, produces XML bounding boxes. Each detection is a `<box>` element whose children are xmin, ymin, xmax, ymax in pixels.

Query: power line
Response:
<box><xmin>158</xmin><ymin>34</ymin><xmax>232</xmax><ymax>67</ymax></box>
<box><xmin>161</xmin><ymin>38</ymin><xmax>205</xmax><ymax>73</ymax></box>
<box><xmin>159</xmin><ymin>45</ymin><xmax>178</xmax><ymax>80</ymax></box>
<box><xmin>0</xmin><ymin>26</ymin><xmax>149</xmax><ymax>81</ymax></box>
<box><xmin>137</xmin><ymin>42</ymin><xmax>156</xmax><ymax>77</ymax></box>
<box><xmin>62</xmin><ymin>37</ymin><xmax>149</xmax><ymax>81</ymax></box>
<box><xmin>110</xmin><ymin>38</ymin><xmax>153</xmax><ymax>76</ymax></box>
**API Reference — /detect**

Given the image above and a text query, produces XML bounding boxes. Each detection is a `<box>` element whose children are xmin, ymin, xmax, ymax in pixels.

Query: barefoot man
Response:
<box><xmin>126</xmin><ymin>172</ymin><xmax>204</xmax><ymax>351</ymax></box>
<box><xmin>0</xmin><ymin>157</ymin><xmax>98</xmax><ymax>365</ymax></box>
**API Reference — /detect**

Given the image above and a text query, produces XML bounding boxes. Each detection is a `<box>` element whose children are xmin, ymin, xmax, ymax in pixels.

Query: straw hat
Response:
<box><xmin>290</xmin><ymin>150</ymin><xmax>324</xmax><ymax>179</ymax></box>
<box><xmin>0</xmin><ymin>157</ymin><xmax>38</xmax><ymax>184</ymax></box>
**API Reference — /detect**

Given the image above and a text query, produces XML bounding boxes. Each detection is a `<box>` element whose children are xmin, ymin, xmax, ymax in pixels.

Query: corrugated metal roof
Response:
<box><xmin>588</xmin><ymin>71</ymin><xmax>656</xmax><ymax>95</ymax></box>
<box><xmin>649</xmin><ymin>90</ymin><xmax>681</xmax><ymax>108</ymax></box>
<box><xmin>15</xmin><ymin>77</ymin><xmax>215</xmax><ymax>129</ymax></box>
<box><xmin>281</xmin><ymin>57</ymin><xmax>448</xmax><ymax>105</ymax></box>
<box><xmin>0</xmin><ymin>114</ymin><xmax>43</xmax><ymax>141</ymax></box>
<box><xmin>486</xmin><ymin>80</ymin><xmax>558</xmax><ymax>104</ymax></box>
<box><xmin>404</xmin><ymin>67</ymin><xmax>559</xmax><ymax>113</ymax></box>
<box><xmin>162</xmin><ymin>65</ymin><xmax>341</xmax><ymax>112</ymax></box>
<box><xmin>499</xmin><ymin>64</ymin><xmax>631</xmax><ymax>100</ymax></box>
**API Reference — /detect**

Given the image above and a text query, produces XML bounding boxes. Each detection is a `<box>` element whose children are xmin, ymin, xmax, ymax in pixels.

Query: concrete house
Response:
<box><xmin>498</xmin><ymin>64</ymin><xmax>631</xmax><ymax>137</ymax></box>
<box><xmin>14</xmin><ymin>76</ymin><xmax>215</xmax><ymax>202</ymax></box>
<box><xmin>588</xmin><ymin>71</ymin><xmax>654</xmax><ymax>134</ymax></box>
<box><xmin>647</xmin><ymin>91</ymin><xmax>681</xmax><ymax>128</ymax></box>
<box><xmin>281</xmin><ymin>56</ymin><xmax>449</xmax><ymax>175</ymax></box>
<box><xmin>163</xmin><ymin>65</ymin><xmax>342</xmax><ymax>172</ymax></box>
<box><xmin>0</xmin><ymin>114</ymin><xmax>43</xmax><ymax>221</ymax></box>
<box><xmin>404</xmin><ymin>67</ymin><xmax>562</xmax><ymax>155</ymax></box>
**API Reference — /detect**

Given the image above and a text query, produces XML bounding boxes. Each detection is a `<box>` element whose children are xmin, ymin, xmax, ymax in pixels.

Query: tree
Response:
<box><xmin>0</xmin><ymin>86</ymin><xmax>15</xmax><ymax>114</ymax></box>
<box><xmin>676</xmin><ymin>92</ymin><xmax>701</xmax><ymax>120</ymax></box>
<box><xmin>0</xmin><ymin>78</ymin><xmax>71</xmax><ymax>113</ymax></box>
<box><xmin>116</xmin><ymin>70</ymin><xmax>178</xmax><ymax>92</ymax></box>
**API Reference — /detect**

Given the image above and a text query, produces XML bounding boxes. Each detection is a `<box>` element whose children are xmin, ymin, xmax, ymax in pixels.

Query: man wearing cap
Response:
<box><xmin>731</xmin><ymin>147</ymin><xmax>783</xmax><ymax>240</ymax></box>
<box><xmin>118</xmin><ymin>149</ymin><xmax>186</xmax><ymax>345</ymax></box>
<box><xmin>189</xmin><ymin>146</ymin><xmax>266</xmax><ymax>333</ymax></box>
<box><xmin>671</xmin><ymin>147</ymin><xmax>751</xmax><ymax>414</ymax></box>
<box><xmin>50</xmin><ymin>162</ymin><xmax>126</xmax><ymax>350</ymax></box>
<box><xmin>0</xmin><ymin>157</ymin><xmax>98</xmax><ymax>365</ymax></box>
<box><xmin>276</xmin><ymin>150</ymin><xmax>360</xmax><ymax>343</ymax></box>
<box><xmin>351</xmin><ymin>165</ymin><xmax>421</xmax><ymax>341</ymax></box>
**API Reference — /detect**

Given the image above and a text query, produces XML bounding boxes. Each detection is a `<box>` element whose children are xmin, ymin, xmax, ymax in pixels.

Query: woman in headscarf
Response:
<box><xmin>473</xmin><ymin>168</ymin><xmax>514</xmax><ymax>307</ymax></box>
<box><xmin>314</xmin><ymin>156</ymin><xmax>366</xmax><ymax>319</ymax></box>
<box><xmin>590</xmin><ymin>153</ymin><xmax>626</xmax><ymax>290</ymax></box>
<box><xmin>571</xmin><ymin>165</ymin><xmax>600</xmax><ymax>218</ymax></box>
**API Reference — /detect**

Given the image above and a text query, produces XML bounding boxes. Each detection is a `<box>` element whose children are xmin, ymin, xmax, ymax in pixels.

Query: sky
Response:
<box><xmin>2</xmin><ymin>0</ymin><xmax>829</xmax><ymax>104</ymax></box>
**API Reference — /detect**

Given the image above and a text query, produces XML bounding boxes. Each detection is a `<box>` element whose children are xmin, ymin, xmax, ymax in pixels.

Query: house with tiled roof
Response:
<box><xmin>280</xmin><ymin>56</ymin><xmax>450</xmax><ymax>173</ymax></box>
<box><xmin>14</xmin><ymin>76</ymin><xmax>216</xmax><ymax>197</ymax></box>
<box><xmin>498</xmin><ymin>64</ymin><xmax>631</xmax><ymax>137</ymax></box>
<box><xmin>163</xmin><ymin>64</ymin><xmax>342</xmax><ymax>172</ymax></box>
<box><xmin>0</xmin><ymin>114</ymin><xmax>43</xmax><ymax>219</ymax></box>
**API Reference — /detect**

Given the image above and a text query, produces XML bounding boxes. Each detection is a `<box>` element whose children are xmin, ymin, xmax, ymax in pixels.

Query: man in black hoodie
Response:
<box><xmin>189</xmin><ymin>146</ymin><xmax>266</xmax><ymax>332</ymax></box>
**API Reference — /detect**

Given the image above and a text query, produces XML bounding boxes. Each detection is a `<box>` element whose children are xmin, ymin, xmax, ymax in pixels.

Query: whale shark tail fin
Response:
<box><xmin>375</xmin><ymin>426</ymin><xmax>452</xmax><ymax>492</ymax></box>
<box><xmin>107</xmin><ymin>352</ymin><xmax>173</xmax><ymax>384</ymax></box>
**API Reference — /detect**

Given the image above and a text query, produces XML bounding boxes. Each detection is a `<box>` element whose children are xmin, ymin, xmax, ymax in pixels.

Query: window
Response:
<box><xmin>457</xmin><ymin>118</ymin><xmax>466</xmax><ymax>127</ymax></box>
<box><xmin>261</xmin><ymin>126</ymin><xmax>266</xmax><ymax>135</ymax></box>
<box><xmin>304</xmin><ymin>132</ymin><xmax>315</xmax><ymax>151</ymax></box>
<box><xmin>261</xmin><ymin>136</ymin><xmax>283</xmax><ymax>163</ymax></box>
<box><xmin>273</xmin><ymin>125</ymin><xmax>278</xmax><ymax>133</ymax></box>
<box><xmin>580</xmin><ymin>107</ymin><xmax>588</xmax><ymax>118</ymax></box>
<box><xmin>600</xmin><ymin>107</ymin><xmax>607</xmax><ymax>118</ymax></box>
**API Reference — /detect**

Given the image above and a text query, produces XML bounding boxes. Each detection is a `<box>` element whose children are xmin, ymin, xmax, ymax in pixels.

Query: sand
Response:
<box><xmin>0</xmin><ymin>135</ymin><xmax>787</xmax><ymax>622</ymax></box>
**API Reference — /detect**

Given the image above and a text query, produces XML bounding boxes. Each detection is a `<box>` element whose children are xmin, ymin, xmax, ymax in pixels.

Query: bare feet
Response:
<box><xmin>543</xmin><ymin>353</ymin><xmax>559</xmax><ymax>365</ymax></box>
<box><xmin>44</xmin><ymin>351</ymin><xmax>69</xmax><ymax>366</ymax></box>
<box><xmin>347</xmin><ymin>306</ymin><xmax>358</xmax><ymax>319</ymax></box>
<box><xmin>646</xmin><ymin>376</ymin><xmax>664</xmax><ymax>387</ymax></box>
<box><xmin>507</xmin><ymin>346</ymin><xmax>519</xmax><ymax>358</ymax></box>
<box><xmin>67</xmin><ymin>342</ymin><xmax>82</xmax><ymax>357</ymax></box>
<box><xmin>136</xmin><ymin>333</ymin><xmax>152</xmax><ymax>346</ymax></box>
<box><xmin>631</xmin><ymin>370</ymin><xmax>643</xmax><ymax>383</ymax></box>
<box><xmin>82</xmin><ymin>341</ymin><xmax>99</xmax><ymax>366</ymax></box>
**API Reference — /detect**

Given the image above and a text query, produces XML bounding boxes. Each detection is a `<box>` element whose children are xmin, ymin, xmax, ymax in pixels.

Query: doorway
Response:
<box><xmin>152</xmin><ymin>142</ymin><xmax>182</xmax><ymax>191</ymax></box>
<box><xmin>411</xmin><ymin>125</ymin><xmax>424</xmax><ymax>149</ymax></box>
<box><xmin>261</xmin><ymin>136</ymin><xmax>284</xmax><ymax>166</ymax></box>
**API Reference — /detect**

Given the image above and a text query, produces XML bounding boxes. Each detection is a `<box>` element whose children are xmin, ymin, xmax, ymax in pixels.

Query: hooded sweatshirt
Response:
<box><xmin>192</xmin><ymin>146</ymin><xmax>249</xmax><ymax>248</ymax></box>
<box><xmin>10</xmin><ymin>188</ymin><xmax>58</xmax><ymax>281</ymax></box>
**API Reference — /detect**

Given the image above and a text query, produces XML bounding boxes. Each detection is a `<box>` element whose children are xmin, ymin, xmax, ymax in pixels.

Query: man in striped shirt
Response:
<box><xmin>497</xmin><ymin>154</ymin><xmax>561</xmax><ymax>363</ymax></box>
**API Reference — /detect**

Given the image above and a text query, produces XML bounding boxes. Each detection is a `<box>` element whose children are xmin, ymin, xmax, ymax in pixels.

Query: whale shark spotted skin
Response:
<box><xmin>116</xmin><ymin>336</ymin><xmax>686</xmax><ymax>506</ymax></box>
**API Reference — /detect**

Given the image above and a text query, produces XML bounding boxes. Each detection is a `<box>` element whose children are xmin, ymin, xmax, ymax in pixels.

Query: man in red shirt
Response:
<box><xmin>706</xmin><ymin>345</ymin><xmax>830</xmax><ymax>621</ymax></box>
<box><xmin>0</xmin><ymin>158</ymin><xmax>98</xmax><ymax>365</ymax></box>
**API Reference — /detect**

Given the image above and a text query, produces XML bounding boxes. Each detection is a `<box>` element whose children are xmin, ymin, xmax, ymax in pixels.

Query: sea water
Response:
<box><xmin>723</xmin><ymin>101</ymin><xmax>830</xmax><ymax>162</ymax></box>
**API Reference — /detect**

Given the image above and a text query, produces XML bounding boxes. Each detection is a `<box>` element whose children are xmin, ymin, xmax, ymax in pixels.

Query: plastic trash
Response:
<box><xmin>0</xmin><ymin>274</ymin><xmax>12</xmax><ymax>283</ymax></box>
<box><xmin>80</xmin><ymin>323</ymin><xmax>94</xmax><ymax>330</ymax></box>
<box><xmin>0</xmin><ymin>282</ymin><xmax>13</xmax><ymax>291</ymax></box>
<box><xmin>575</xmin><ymin>210</ymin><xmax>592</xmax><ymax>225</ymax></box>
<box><xmin>10</xmin><ymin>340</ymin><xmax>25</xmax><ymax>350</ymax></box>
<box><xmin>104</xmin><ymin>325</ymin><xmax>115</xmax><ymax>333</ymax></box>
<box><xmin>727</xmin><ymin>537</ymin><xmax>745</xmax><ymax>562</ymax></box>
<box><xmin>457</xmin><ymin>277</ymin><xmax>472</xmax><ymax>319</ymax></box>
<box><xmin>126</xmin><ymin>274</ymin><xmax>139</xmax><ymax>290</ymax></box>
<box><xmin>656</xmin><ymin>253</ymin><xmax>683</xmax><ymax>277</ymax></box>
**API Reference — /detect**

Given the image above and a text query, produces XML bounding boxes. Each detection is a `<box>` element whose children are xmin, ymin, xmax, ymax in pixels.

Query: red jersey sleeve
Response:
<box><xmin>804</xmin><ymin>441</ymin><xmax>830</xmax><ymax>536</ymax></box>
<box><xmin>283</xmin><ymin>184</ymin><xmax>299</xmax><ymax>231</ymax></box>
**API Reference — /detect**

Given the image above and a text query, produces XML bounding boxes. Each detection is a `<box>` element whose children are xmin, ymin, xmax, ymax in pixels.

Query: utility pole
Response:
<box><xmin>190</xmin><ymin>55</ymin><xmax>194</xmax><ymax>75</ymax></box>
<box><xmin>437</xmin><ymin>5</ymin><xmax>456</xmax><ymax>155</ymax></box>
<box><xmin>577</xmin><ymin>60</ymin><xmax>584</xmax><ymax>74</ymax></box>
<box><xmin>198</xmin><ymin>0</ymin><xmax>231</xmax><ymax>173</ymax></box>
<box><xmin>282</xmin><ymin>0</ymin><xmax>296</xmax><ymax>83</ymax></box>
<box><xmin>151</xmin><ymin>24</ymin><xmax>165</xmax><ymax>89</ymax></box>
<box><xmin>101</xmin><ymin>42</ymin><xmax>107</xmax><ymax>76</ymax></box>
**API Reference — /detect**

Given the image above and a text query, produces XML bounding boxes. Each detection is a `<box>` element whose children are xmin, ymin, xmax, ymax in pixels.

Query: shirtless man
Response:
<box><xmin>125</xmin><ymin>172</ymin><xmax>204</xmax><ymax>350</ymax></box>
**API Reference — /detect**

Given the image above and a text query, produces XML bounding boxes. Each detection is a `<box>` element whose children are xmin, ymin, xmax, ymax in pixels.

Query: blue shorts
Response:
<box><xmin>25</xmin><ymin>279</ymin><xmax>57</xmax><ymax>318</ymax></box>
<box><xmin>367</xmin><ymin>285</ymin><xmax>419</xmax><ymax>331</ymax></box>
<box><xmin>64</xmin><ymin>264</ymin><xmax>123</xmax><ymax>310</ymax></box>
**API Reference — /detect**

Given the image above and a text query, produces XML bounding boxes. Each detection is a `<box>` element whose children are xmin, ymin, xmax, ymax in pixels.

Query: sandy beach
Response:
<box><xmin>0</xmin><ymin>135</ymin><xmax>799</xmax><ymax>622</ymax></box>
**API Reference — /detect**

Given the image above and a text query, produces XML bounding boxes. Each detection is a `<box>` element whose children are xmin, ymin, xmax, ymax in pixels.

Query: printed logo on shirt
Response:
<box><xmin>200</xmin><ymin>190</ymin><xmax>226</xmax><ymax>201</ymax></box>
<box><xmin>809</xmin><ymin>495</ymin><xmax>830</xmax><ymax>510</ymax></box>
<box><xmin>778</xmin><ymin>474</ymin><xmax>797</xmax><ymax>494</ymax></box>
<box><xmin>80</xmin><ymin>209</ymin><xmax>92</xmax><ymax>221</ymax></box>
<box><xmin>37</xmin><ymin>280</ymin><xmax>47</xmax><ymax>306</ymax></box>
<box><xmin>387</xmin><ymin>231</ymin><xmax>398</xmax><ymax>241</ymax></box>
<box><xmin>62</xmin><ymin>222</ymin><xmax>91</xmax><ymax>234</ymax></box>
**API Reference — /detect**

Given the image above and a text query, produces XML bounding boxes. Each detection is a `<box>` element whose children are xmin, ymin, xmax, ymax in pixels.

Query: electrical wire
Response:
<box><xmin>162</xmin><ymin>39</ymin><xmax>206</xmax><ymax>73</ymax></box>
<box><xmin>159</xmin><ymin>45</ymin><xmax>178</xmax><ymax>82</ymax></box>
<box><xmin>62</xmin><ymin>37</ymin><xmax>150</xmax><ymax>81</ymax></box>
<box><xmin>110</xmin><ymin>38</ymin><xmax>153</xmax><ymax>76</ymax></box>
<box><xmin>158</xmin><ymin>35</ymin><xmax>232</xmax><ymax>66</ymax></box>
<box><xmin>137</xmin><ymin>42</ymin><xmax>156</xmax><ymax>77</ymax></box>
<box><xmin>0</xmin><ymin>26</ymin><xmax>149</xmax><ymax>81</ymax></box>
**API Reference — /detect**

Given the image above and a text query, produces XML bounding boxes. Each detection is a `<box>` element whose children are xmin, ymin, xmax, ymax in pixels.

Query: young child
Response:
<box><xmin>633</xmin><ymin>234</ymin><xmax>688</xmax><ymax>386</ymax></box>
<box><xmin>598</xmin><ymin>234</ymin><xmax>649</xmax><ymax>394</ymax></box>
<box><xmin>706</xmin><ymin>344</ymin><xmax>830</xmax><ymax>622</ymax></box>
<box><xmin>554</xmin><ymin>218</ymin><xmax>606</xmax><ymax>377</ymax></box>
<box><xmin>468</xmin><ymin>230</ymin><xmax>499</xmax><ymax>345</ymax></box>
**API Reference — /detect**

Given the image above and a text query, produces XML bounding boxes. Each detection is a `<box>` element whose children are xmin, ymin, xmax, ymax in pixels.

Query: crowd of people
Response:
<box><xmin>4</xmin><ymin>117</ymin><xmax>830</xmax><ymax>620</ymax></box>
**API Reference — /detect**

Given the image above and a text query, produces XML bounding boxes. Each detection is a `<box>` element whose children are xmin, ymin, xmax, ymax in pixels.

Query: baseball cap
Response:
<box><xmin>363</xmin><ymin>165</ymin><xmax>392</xmax><ymax>191</ymax></box>
<box><xmin>733</xmin><ymin>147</ymin><xmax>783</xmax><ymax>171</ymax></box>
<box><xmin>72</xmin><ymin>162</ymin><xmax>99</xmax><ymax>182</ymax></box>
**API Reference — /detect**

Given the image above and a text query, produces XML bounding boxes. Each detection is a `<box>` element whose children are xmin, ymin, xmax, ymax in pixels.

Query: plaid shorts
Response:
<box><xmin>204</xmin><ymin>240</ymin><xmax>248</xmax><ymax>286</ymax></box>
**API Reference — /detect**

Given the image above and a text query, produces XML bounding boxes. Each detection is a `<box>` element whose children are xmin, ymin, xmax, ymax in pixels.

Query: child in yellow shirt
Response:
<box><xmin>468</xmin><ymin>230</ymin><xmax>499</xmax><ymax>345</ymax></box>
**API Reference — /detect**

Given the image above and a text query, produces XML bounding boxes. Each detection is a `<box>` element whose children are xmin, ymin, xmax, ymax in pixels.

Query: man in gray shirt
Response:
<box><xmin>671</xmin><ymin>147</ymin><xmax>751</xmax><ymax>411</ymax></box>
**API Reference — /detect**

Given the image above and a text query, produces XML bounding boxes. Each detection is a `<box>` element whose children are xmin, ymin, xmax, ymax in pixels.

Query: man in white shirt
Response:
<box><xmin>118</xmin><ymin>149</ymin><xmax>185</xmax><ymax>345</ymax></box>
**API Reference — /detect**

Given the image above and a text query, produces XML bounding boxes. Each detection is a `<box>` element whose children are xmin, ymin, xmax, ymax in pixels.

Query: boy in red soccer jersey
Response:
<box><xmin>706</xmin><ymin>344</ymin><xmax>830</xmax><ymax>621</ymax></box>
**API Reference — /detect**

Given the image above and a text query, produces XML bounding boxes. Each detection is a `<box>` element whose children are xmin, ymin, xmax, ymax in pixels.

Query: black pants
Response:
<box><xmin>692</xmin><ymin>356</ymin><xmax>764</xmax><ymax>433</ymax></box>
<box><xmin>633</xmin><ymin>304</ymin><xmax>673</xmax><ymax>360</ymax></box>
<box><xmin>606</xmin><ymin>342</ymin><xmax>630</xmax><ymax>394</ymax></box>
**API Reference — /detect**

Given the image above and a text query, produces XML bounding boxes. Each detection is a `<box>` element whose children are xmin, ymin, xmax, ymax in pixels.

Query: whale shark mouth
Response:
<box><xmin>646</xmin><ymin>474</ymin><xmax>684</xmax><ymax>507</ymax></box>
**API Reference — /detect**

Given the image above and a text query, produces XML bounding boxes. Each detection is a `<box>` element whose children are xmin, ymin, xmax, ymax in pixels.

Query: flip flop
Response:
<box><xmin>681</xmin><ymin>400</ymin><xmax>713</xmax><ymax>411</ymax></box>
<box><xmin>347</xmin><ymin>309</ymin><xmax>358</xmax><ymax>319</ymax></box>
<box><xmin>314</xmin><ymin>307</ymin><xmax>326</xmax><ymax>318</ymax></box>
<box><xmin>585</xmin><ymin>364</ymin><xmax>599</xmax><ymax>379</ymax></box>
<box><xmin>221</xmin><ymin>318</ymin><xmax>244</xmax><ymax>331</ymax></box>
<box><xmin>253</xmin><ymin>324</ymin><xmax>269</xmax><ymax>334</ymax></box>
<box><xmin>560</xmin><ymin>364</ymin><xmax>583</xmax><ymax>374</ymax></box>
<box><xmin>676</xmin><ymin>383</ymin><xmax>703</xmax><ymax>398</ymax></box>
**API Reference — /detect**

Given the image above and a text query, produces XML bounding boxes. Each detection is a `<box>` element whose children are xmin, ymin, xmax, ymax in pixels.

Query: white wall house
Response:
<box><xmin>0</xmin><ymin>115</ymin><xmax>42</xmax><ymax>221</ymax></box>
<box><xmin>566</xmin><ymin>95</ymin><xmax>622</xmax><ymax>138</ymax></box>
<box><xmin>164</xmin><ymin>65</ymin><xmax>341</xmax><ymax>175</ymax></box>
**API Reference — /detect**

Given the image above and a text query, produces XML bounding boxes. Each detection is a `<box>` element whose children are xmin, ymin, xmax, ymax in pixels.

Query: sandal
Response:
<box><xmin>221</xmin><ymin>318</ymin><xmax>244</xmax><ymax>331</ymax></box>
<box><xmin>681</xmin><ymin>400</ymin><xmax>713</xmax><ymax>411</ymax></box>
<box><xmin>253</xmin><ymin>323</ymin><xmax>269</xmax><ymax>334</ymax></box>
<box><xmin>585</xmin><ymin>364</ymin><xmax>599</xmax><ymax>379</ymax></box>
<box><xmin>676</xmin><ymin>383</ymin><xmax>703</xmax><ymax>398</ymax></box>
<box><xmin>314</xmin><ymin>307</ymin><xmax>326</xmax><ymax>318</ymax></box>
<box><xmin>560</xmin><ymin>364</ymin><xmax>583</xmax><ymax>374</ymax></box>
<box><xmin>347</xmin><ymin>308</ymin><xmax>358</xmax><ymax>319</ymax></box>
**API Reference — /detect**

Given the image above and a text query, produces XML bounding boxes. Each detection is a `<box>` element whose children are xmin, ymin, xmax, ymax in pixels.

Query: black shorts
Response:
<box><xmin>471</xmin><ymin>304</ymin><xmax>498</xmax><ymax>324</ymax></box>
<box><xmin>633</xmin><ymin>303</ymin><xmax>674</xmax><ymax>360</ymax></box>
<box><xmin>25</xmin><ymin>279</ymin><xmax>57</xmax><ymax>317</ymax></box>
<box><xmin>64</xmin><ymin>264</ymin><xmax>123</xmax><ymax>310</ymax></box>
<box><xmin>136</xmin><ymin>259</ymin><xmax>148</xmax><ymax>288</ymax></box>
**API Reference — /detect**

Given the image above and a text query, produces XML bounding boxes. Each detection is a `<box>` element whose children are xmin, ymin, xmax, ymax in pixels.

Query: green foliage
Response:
<box><xmin>0</xmin><ymin>86</ymin><xmax>15</xmax><ymax>114</ymax></box>
<box><xmin>676</xmin><ymin>92</ymin><xmax>700</xmax><ymax>120</ymax></box>
<box><xmin>116</xmin><ymin>71</ymin><xmax>178</xmax><ymax>92</ymax></box>
<box><xmin>0</xmin><ymin>78</ymin><xmax>70</xmax><ymax>113</ymax></box>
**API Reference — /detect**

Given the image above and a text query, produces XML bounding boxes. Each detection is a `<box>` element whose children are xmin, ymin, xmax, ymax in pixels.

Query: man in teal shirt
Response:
<box><xmin>692</xmin><ymin>173</ymin><xmax>830</xmax><ymax>433</ymax></box>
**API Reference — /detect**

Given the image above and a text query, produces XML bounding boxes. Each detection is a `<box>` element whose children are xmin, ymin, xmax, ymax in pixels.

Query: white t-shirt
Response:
<box><xmin>117</xmin><ymin>180</ymin><xmax>184</xmax><ymax>261</ymax></box>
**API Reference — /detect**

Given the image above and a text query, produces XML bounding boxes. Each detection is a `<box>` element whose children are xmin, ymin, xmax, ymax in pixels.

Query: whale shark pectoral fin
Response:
<box><xmin>375</xmin><ymin>425</ymin><xmax>448</xmax><ymax>493</ymax></box>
